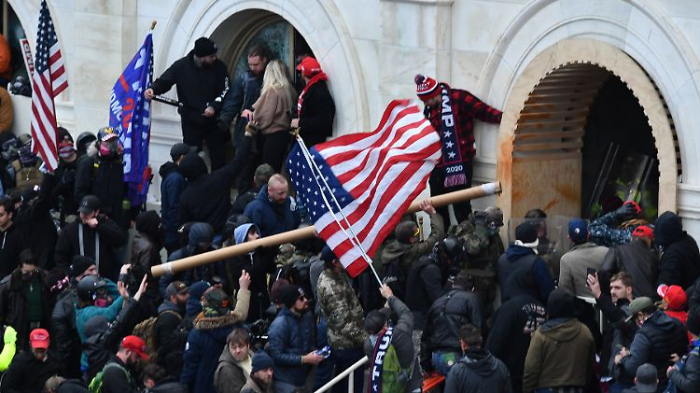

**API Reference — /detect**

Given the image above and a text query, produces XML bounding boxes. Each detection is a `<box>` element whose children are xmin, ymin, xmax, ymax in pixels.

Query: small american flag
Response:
<box><xmin>30</xmin><ymin>0</ymin><xmax>68</xmax><ymax>171</ymax></box>
<box><xmin>288</xmin><ymin>100</ymin><xmax>441</xmax><ymax>277</ymax></box>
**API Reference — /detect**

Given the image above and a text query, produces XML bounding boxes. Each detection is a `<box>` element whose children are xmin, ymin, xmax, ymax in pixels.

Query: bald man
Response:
<box><xmin>244</xmin><ymin>174</ymin><xmax>301</xmax><ymax>237</ymax></box>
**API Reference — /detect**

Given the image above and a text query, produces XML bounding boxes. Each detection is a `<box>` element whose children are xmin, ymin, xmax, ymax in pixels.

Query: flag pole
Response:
<box><xmin>151</xmin><ymin>181</ymin><xmax>502</xmax><ymax>278</ymax></box>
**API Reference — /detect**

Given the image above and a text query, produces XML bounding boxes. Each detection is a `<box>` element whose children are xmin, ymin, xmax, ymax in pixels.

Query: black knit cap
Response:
<box><xmin>194</xmin><ymin>37</ymin><xmax>217</xmax><ymax>57</ymax></box>
<box><xmin>279</xmin><ymin>285</ymin><xmax>305</xmax><ymax>309</ymax></box>
<box><xmin>547</xmin><ymin>288</ymin><xmax>577</xmax><ymax>319</ymax></box>
<box><xmin>515</xmin><ymin>221</ymin><xmax>539</xmax><ymax>243</ymax></box>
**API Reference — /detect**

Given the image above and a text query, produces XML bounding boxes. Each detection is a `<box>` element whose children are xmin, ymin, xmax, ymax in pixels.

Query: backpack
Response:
<box><xmin>381</xmin><ymin>343</ymin><xmax>413</xmax><ymax>393</ymax></box>
<box><xmin>131</xmin><ymin>310</ymin><xmax>181</xmax><ymax>363</ymax></box>
<box><xmin>88</xmin><ymin>362</ymin><xmax>129</xmax><ymax>393</ymax></box>
<box><xmin>11</xmin><ymin>160</ymin><xmax>43</xmax><ymax>194</ymax></box>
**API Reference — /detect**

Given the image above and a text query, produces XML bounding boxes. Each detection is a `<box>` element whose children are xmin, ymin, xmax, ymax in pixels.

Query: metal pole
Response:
<box><xmin>314</xmin><ymin>356</ymin><xmax>368</xmax><ymax>393</ymax></box>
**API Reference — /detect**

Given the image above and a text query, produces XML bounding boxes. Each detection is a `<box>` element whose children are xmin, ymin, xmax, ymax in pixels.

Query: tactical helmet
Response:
<box><xmin>435</xmin><ymin>237</ymin><xmax>465</xmax><ymax>268</ymax></box>
<box><xmin>77</xmin><ymin>275</ymin><xmax>106</xmax><ymax>302</ymax></box>
<box><xmin>76</xmin><ymin>132</ymin><xmax>97</xmax><ymax>155</ymax></box>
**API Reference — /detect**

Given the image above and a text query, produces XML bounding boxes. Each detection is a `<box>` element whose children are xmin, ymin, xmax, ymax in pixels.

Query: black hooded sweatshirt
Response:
<box><xmin>485</xmin><ymin>268</ymin><xmax>545</xmax><ymax>390</ymax></box>
<box><xmin>444</xmin><ymin>349</ymin><xmax>512</xmax><ymax>393</ymax></box>
<box><xmin>655</xmin><ymin>211</ymin><xmax>700</xmax><ymax>289</ymax></box>
<box><xmin>178</xmin><ymin>137</ymin><xmax>251</xmax><ymax>233</ymax></box>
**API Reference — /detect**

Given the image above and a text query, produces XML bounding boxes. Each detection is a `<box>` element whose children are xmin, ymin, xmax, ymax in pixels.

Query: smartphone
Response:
<box><xmin>586</xmin><ymin>268</ymin><xmax>597</xmax><ymax>278</ymax></box>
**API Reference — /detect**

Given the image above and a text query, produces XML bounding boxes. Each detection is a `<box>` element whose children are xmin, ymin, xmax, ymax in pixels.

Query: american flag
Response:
<box><xmin>30</xmin><ymin>0</ymin><xmax>68</xmax><ymax>171</ymax></box>
<box><xmin>288</xmin><ymin>100</ymin><xmax>441</xmax><ymax>277</ymax></box>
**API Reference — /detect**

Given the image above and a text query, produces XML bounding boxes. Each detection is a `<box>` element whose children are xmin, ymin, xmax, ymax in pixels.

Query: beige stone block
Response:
<box><xmin>452</xmin><ymin>49</ymin><xmax>489</xmax><ymax>89</ymax></box>
<box><xmin>452</xmin><ymin>0</ymin><xmax>522</xmax><ymax>52</ymax></box>
<box><xmin>74</xmin><ymin>0</ymin><xmax>136</xmax><ymax>16</ymax></box>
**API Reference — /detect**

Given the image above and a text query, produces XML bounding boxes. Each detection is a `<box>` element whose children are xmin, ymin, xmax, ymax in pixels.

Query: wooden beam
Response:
<box><xmin>514</xmin><ymin>140</ymin><xmax>584</xmax><ymax>151</ymax></box>
<box><xmin>515</xmin><ymin>129</ymin><xmax>586</xmax><ymax>141</ymax></box>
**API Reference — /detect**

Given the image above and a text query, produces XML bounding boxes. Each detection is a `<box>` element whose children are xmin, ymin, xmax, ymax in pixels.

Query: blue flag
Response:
<box><xmin>109</xmin><ymin>30</ymin><xmax>154</xmax><ymax>207</ymax></box>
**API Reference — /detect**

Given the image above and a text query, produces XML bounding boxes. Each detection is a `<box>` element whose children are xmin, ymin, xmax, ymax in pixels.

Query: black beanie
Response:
<box><xmin>194</xmin><ymin>37</ymin><xmax>217</xmax><ymax>57</ymax></box>
<box><xmin>70</xmin><ymin>255</ymin><xmax>95</xmax><ymax>278</ymax></box>
<box><xmin>279</xmin><ymin>285</ymin><xmax>305</xmax><ymax>309</ymax></box>
<box><xmin>251</xmin><ymin>351</ymin><xmax>274</xmax><ymax>374</ymax></box>
<box><xmin>547</xmin><ymin>288</ymin><xmax>577</xmax><ymax>319</ymax></box>
<box><xmin>516</xmin><ymin>221</ymin><xmax>539</xmax><ymax>243</ymax></box>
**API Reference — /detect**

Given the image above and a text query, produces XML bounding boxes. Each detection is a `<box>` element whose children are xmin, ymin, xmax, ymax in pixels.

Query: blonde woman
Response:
<box><xmin>250</xmin><ymin>60</ymin><xmax>297</xmax><ymax>172</ymax></box>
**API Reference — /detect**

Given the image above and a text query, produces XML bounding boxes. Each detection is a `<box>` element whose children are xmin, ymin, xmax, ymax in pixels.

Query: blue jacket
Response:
<box><xmin>244</xmin><ymin>186</ymin><xmax>300</xmax><ymax>237</ymax></box>
<box><xmin>75</xmin><ymin>280</ymin><xmax>123</xmax><ymax>368</ymax></box>
<box><xmin>267</xmin><ymin>308</ymin><xmax>316</xmax><ymax>386</ymax></box>
<box><xmin>180</xmin><ymin>313</ymin><xmax>242</xmax><ymax>393</ymax></box>
<box><xmin>159</xmin><ymin>162</ymin><xmax>186</xmax><ymax>246</ymax></box>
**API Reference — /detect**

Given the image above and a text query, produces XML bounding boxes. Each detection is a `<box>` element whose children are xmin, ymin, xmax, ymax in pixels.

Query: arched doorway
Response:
<box><xmin>497</xmin><ymin>39</ymin><xmax>680</xmax><ymax>224</ymax></box>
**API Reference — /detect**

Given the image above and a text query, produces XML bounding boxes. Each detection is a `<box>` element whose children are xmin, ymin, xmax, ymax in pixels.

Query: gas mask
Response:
<box><xmin>99</xmin><ymin>139</ymin><xmax>123</xmax><ymax>158</ymax></box>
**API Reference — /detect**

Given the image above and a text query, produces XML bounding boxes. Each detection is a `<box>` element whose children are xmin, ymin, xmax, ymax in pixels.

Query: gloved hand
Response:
<box><xmin>3</xmin><ymin>326</ymin><xmax>16</xmax><ymax>345</ymax></box>
<box><xmin>614</xmin><ymin>202</ymin><xmax>638</xmax><ymax>220</ymax></box>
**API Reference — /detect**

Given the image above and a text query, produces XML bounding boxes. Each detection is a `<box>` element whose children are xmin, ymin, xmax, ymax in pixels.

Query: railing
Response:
<box><xmin>314</xmin><ymin>356</ymin><xmax>368</xmax><ymax>393</ymax></box>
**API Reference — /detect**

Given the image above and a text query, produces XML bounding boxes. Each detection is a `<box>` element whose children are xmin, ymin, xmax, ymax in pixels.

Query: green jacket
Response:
<box><xmin>380</xmin><ymin>213</ymin><xmax>445</xmax><ymax>271</ymax></box>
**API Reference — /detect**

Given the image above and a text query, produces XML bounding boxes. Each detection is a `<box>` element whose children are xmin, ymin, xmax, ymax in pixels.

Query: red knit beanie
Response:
<box><xmin>415</xmin><ymin>74</ymin><xmax>439</xmax><ymax>101</ymax></box>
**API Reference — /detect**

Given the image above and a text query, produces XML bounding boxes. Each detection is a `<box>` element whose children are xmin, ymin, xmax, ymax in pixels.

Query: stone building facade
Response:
<box><xmin>8</xmin><ymin>0</ymin><xmax>700</xmax><ymax>238</ymax></box>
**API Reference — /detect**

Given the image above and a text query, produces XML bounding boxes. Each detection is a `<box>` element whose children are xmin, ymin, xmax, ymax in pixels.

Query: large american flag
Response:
<box><xmin>30</xmin><ymin>0</ymin><xmax>68</xmax><ymax>171</ymax></box>
<box><xmin>288</xmin><ymin>100</ymin><xmax>441</xmax><ymax>277</ymax></box>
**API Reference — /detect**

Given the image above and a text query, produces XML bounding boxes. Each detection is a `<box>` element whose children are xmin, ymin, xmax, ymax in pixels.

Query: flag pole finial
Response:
<box><xmin>150</xmin><ymin>20</ymin><xmax>157</xmax><ymax>30</ymax></box>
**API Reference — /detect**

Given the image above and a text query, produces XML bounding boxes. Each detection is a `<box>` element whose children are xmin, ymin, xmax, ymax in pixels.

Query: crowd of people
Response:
<box><xmin>0</xmin><ymin>34</ymin><xmax>694</xmax><ymax>393</ymax></box>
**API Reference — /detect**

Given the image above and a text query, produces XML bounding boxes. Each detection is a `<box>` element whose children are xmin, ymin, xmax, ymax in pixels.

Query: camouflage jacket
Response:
<box><xmin>317</xmin><ymin>268</ymin><xmax>367</xmax><ymax>349</ymax></box>
<box><xmin>380</xmin><ymin>213</ymin><xmax>445</xmax><ymax>271</ymax></box>
<box><xmin>448</xmin><ymin>220</ymin><xmax>504</xmax><ymax>272</ymax></box>
<box><xmin>589</xmin><ymin>211</ymin><xmax>636</xmax><ymax>247</ymax></box>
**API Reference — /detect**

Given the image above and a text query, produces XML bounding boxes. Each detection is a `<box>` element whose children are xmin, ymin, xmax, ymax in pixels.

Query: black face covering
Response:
<box><xmin>22</xmin><ymin>271</ymin><xmax>35</xmax><ymax>282</ymax></box>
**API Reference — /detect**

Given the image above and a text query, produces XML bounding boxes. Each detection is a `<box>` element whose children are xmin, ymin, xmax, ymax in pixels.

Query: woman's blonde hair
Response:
<box><xmin>261</xmin><ymin>59</ymin><xmax>296</xmax><ymax>108</ymax></box>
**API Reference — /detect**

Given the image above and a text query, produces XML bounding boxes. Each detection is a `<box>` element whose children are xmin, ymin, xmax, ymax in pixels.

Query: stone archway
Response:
<box><xmin>151</xmin><ymin>0</ymin><xmax>369</xmax><ymax>137</ymax></box>
<box><xmin>496</xmin><ymin>39</ymin><xmax>679</xmax><ymax>222</ymax></box>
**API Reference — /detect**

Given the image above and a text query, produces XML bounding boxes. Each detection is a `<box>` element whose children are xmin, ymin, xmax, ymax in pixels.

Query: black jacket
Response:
<box><xmin>150</xmin><ymin>51</ymin><xmax>229</xmax><ymax>126</ymax></box>
<box><xmin>179</xmin><ymin>136</ymin><xmax>251</xmax><ymax>233</ymax></box>
<box><xmin>14</xmin><ymin>174</ymin><xmax>58</xmax><ymax>269</ymax></box>
<box><xmin>1</xmin><ymin>350</ymin><xmax>64</xmax><ymax>393</ymax></box>
<box><xmin>54</xmin><ymin>215</ymin><xmax>127</xmax><ymax>282</ymax></box>
<box><xmin>147</xmin><ymin>377</ymin><xmax>189</xmax><ymax>393</ymax></box>
<box><xmin>218</xmin><ymin>70</ymin><xmax>262</xmax><ymax>147</ymax></box>
<box><xmin>74</xmin><ymin>155</ymin><xmax>127</xmax><ymax>229</ymax></box>
<box><xmin>158</xmin><ymin>162</ymin><xmax>186</xmax><ymax>247</ymax></box>
<box><xmin>486</xmin><ymin>268</ymin><xmax>546</xmax><ymax>389</ymax></box>
<box><xmin>595</xmin><ymin>295</ymin><xmax>635</xmax><ymax>378</ymax></box>
<box><xmin>655</xmin><ymin>212</ymin><xmax>700</xmax><ymax>289</ymax></box>
<box><xmin>0</xmin><ymin>223</ymin><xmax>25</xmax><ymax>279</ymax></box>
<box><xmin>444</xmin><ymin>349</ymin><xmax>513</xmax><ymax>393</ymax></box>
<box><xmin>52</xmin><ymin>159</ymin><xmax>79</xmax><ymax>221</ymax></box>
<box><xmin>101</xmin><ymin>356</ymin><xmax>138</xmax><ymax>393</ymax></box>
<box><xmin>669</xmin><ymin>345</ymin><xmax>700</xmax><ymax>393</ymax></box>
<box><xmin>619</xmin><ymin>311</ymin><xmax>689</xmax><ymax>382</ymax></box>
<box><xmin>601</xmin><ymin>238</ymin><xmax>658</xmax><ymax>298</ymax></box>
<box><xmin>56</xmin><ymin>379</ymin><xmax>90</xmax><ymax>393</ymax></box>
<box><xmin>154</xmin><ymin>300</ymin><xmax>183</xmax><ymax>349</ymax></box>
<box><xmin>421</xmin><ymin>289</ymin><xmax>481</xmax><ymax>369</ymax></box>
<box><xmin>297</xmin><ymin>80</ymin><xmax>335</xmax><ymax>147</ymax></box>
<box><xmin>0</xmin><ymin>269</ymin><xmax>53</xmax><ymax>349</ymax></box>
<box><xmin>51</xmin><ymin>287</ymin><xmax>81</xmax><ymax>378</ymax></box>
<box><xmin>405</xmin><ymin>256</ymin><xmax>446</xmax><ymax>330</ymax></box>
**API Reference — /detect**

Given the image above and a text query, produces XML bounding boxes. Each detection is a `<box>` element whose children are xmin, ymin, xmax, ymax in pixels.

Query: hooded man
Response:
<box><xmin>654</xmin><ymin>211</ymin><xmax>700</xmax><ymax>289</ymax></box>
<box><xmin>52</xmin><ymin>128</ymin><xmax>79</xmax><ymax>226</ymax></box>
<box><xmin>444</xmin><ymin>323</ymin><xmax>511</xmax><ymax>393</ymax></box>
<box><xmin>160</xmin><ymin>143</ymin><xmax>195</xmax><ymax>254</ymax></box>
<box><xmin>226</xmin><ymin>223</ymin><xmax>274</xmax><ymax>322</ymax></box>
<box><xmin>168</xmin><ymin>222</ymin><xmax>224</xmax><ymax>285</ymax></box>
<box><xmin>178</xmin><ymin>133</ymin><xmax>252</xmax><ymax>235</ymax></box>
<box><xmin>486</xmin><ymin>268</ymin><xmax>546</xmax><ymax>392</ymax></box>
<box><xmin>130</xmin><ymin>210</ymin><xmax>165</xmax><ymax>312</ymax></box>
<box><xmin>498</xmin><ymin>220</ymin><xmax>554</xmax><ymax>304</ymax></box>
<box><xmin>145</xmin><ymin>37</ymin><xmax>230</xmax><ymax>170</ymax></box>
<box><xmin>414</xmin><ymin>74</ymin><xmax>502</xmax><ymax>224</ymax></box>
<box><xmin>523</xmin><ymin>289</ymin><xmax>596</xmax><ymax>393</ymax></box>
<box><xmin>181</xmin><ymin>274</ymin><xmax>251</xmax><ymax>393</ymax></box>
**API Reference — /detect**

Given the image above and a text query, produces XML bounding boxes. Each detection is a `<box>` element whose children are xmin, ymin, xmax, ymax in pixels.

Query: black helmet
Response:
<box><xmin>76</xmin><ymin>132</ymin><xmax>97</xmax><ymax>155</ymax></box>
<box><xmin>77</xmin><ymin>275</ymin><xmax>106</xmax><ymax>302</ymax></box>
<box><xmin>435</xmin><ymin>237</ymin><xmax>464</xmax><ymax>267</ymax></box>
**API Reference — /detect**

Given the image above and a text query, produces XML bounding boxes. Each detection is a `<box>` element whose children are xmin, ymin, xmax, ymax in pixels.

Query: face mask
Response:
<box><xmin>99</xmin><ymin>140</ymin><xmax>122</xmax><ymax>157</ymax></box>
<box><xmin>21</xmin><ymin>271</ymin><xmax>35</xmax><ymax>282</ymax></box>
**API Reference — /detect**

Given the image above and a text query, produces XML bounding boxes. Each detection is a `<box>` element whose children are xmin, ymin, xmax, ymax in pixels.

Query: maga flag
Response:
<box><xmin>287</xmin><ymin>100</ymin><xmax>441</xmax><ymax>277</ymax></box>
<box><xmin>109</xmin><ymin>29</ymin><xmax>154</xmax><ymax>207</ymax></box>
